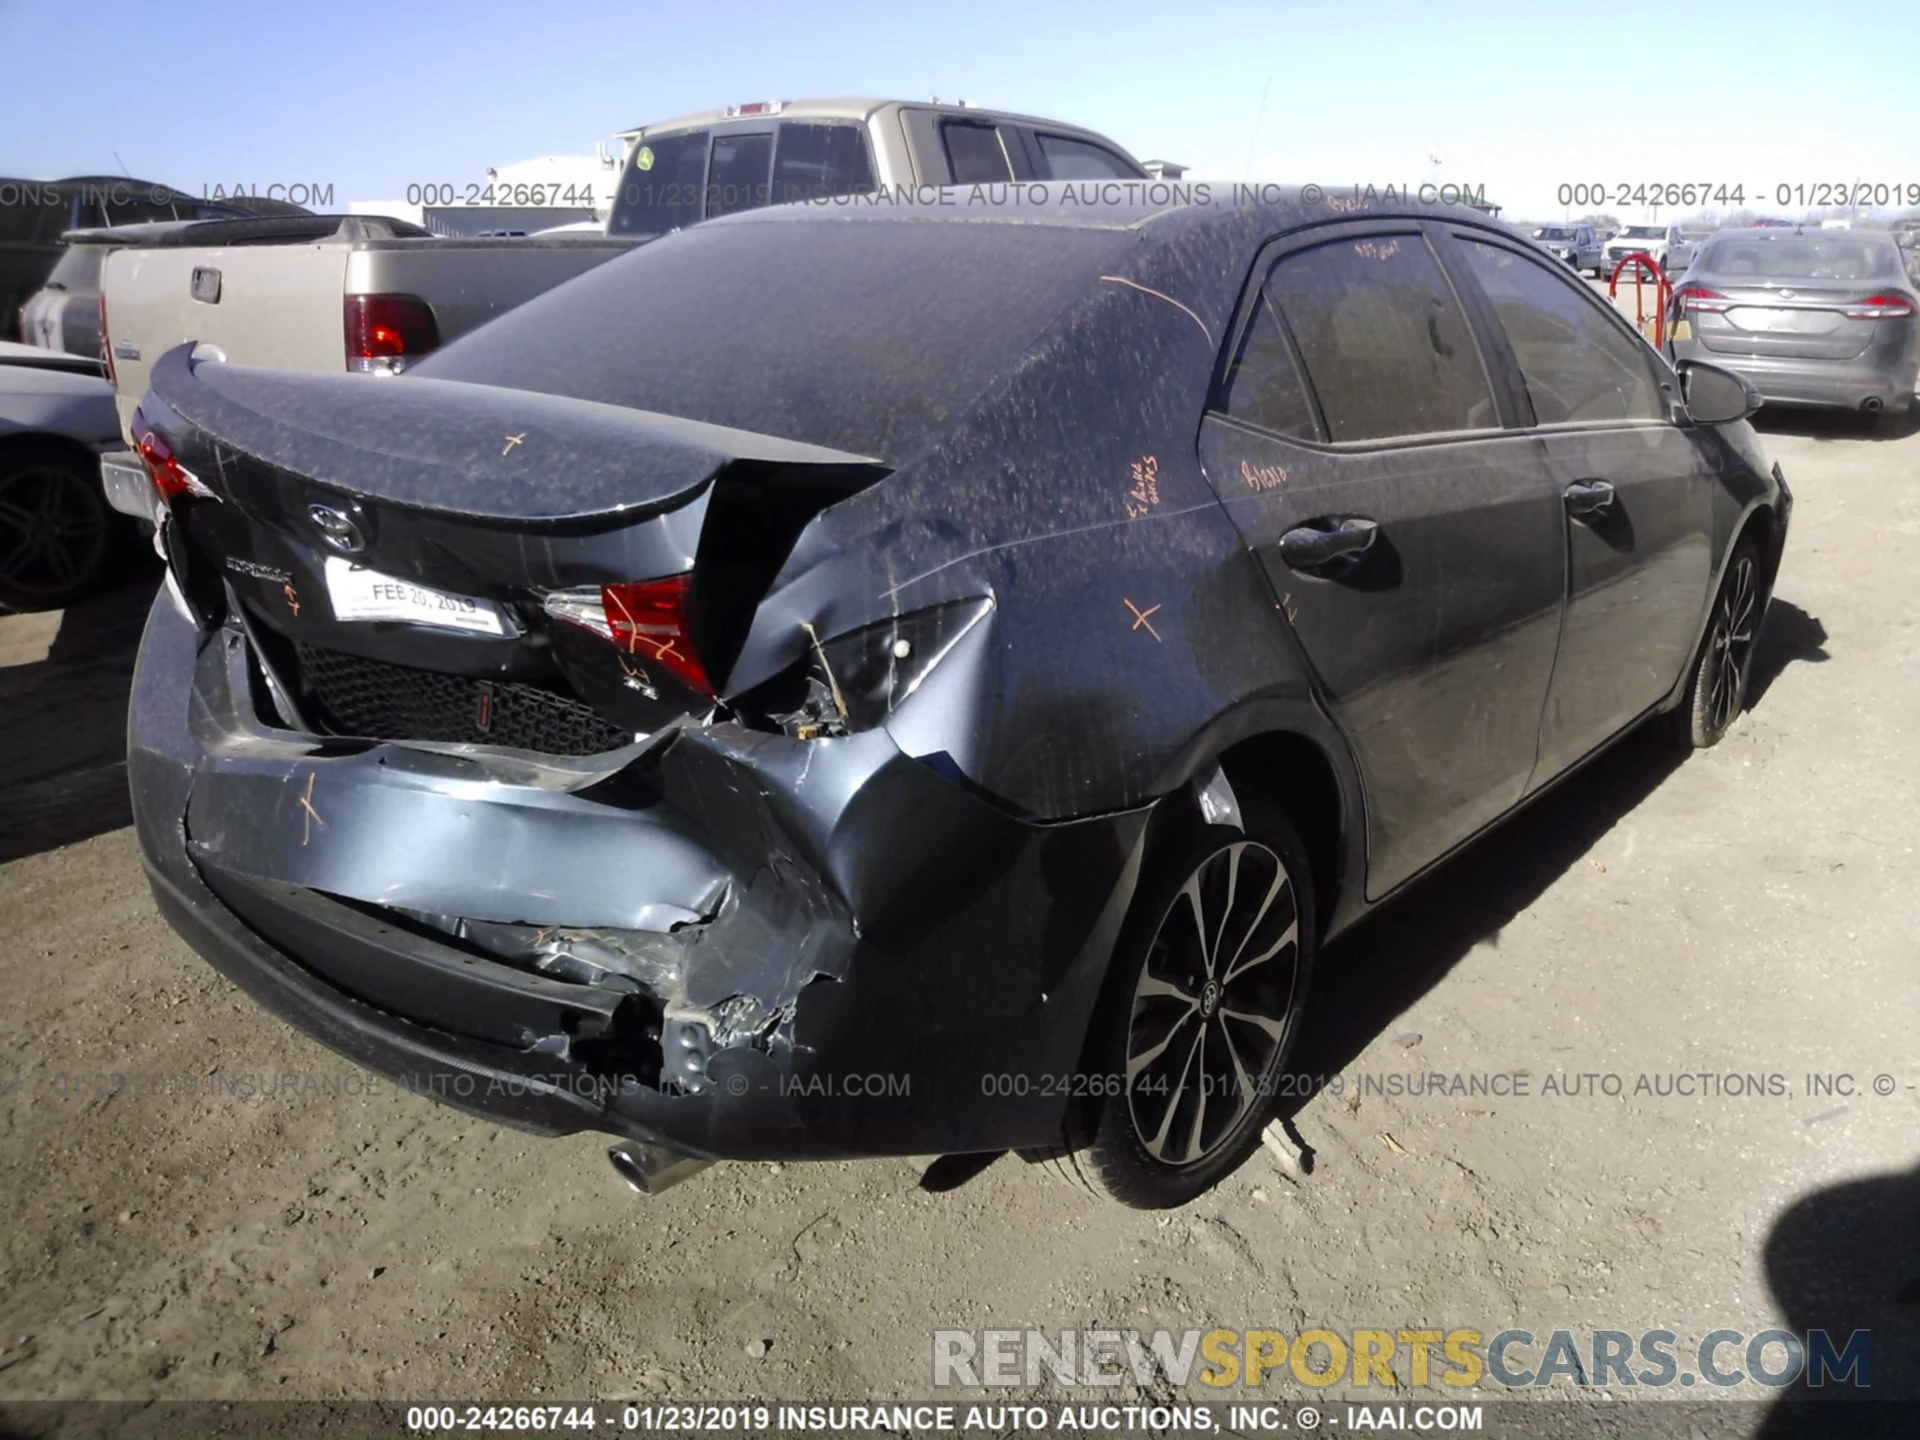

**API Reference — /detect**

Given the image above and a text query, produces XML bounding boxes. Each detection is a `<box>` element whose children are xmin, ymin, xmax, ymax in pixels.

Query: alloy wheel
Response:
<box><xmin>0</xmin><ymin>465</ymin><xmax>108</xmax><ymax>604</ymax></box>
<box><xmin>1704</xmin><ymin>554</ymin><xmax>1757</xmax><ymax>733</ymax></box>
<box><xmin>1124</xmin><ymin>840</ymin><xmax>1302</xmax><ymax>1167</ymax></box>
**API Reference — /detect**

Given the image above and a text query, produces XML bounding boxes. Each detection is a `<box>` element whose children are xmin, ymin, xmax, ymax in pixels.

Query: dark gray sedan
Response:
<box><xmin>123</xmin><ymin>192</ymin><xmax>1789</xmax><ymax>1207</ymax></box>
<box><xmin>1670</xmin><ymin>227</ymin><xmax>1919</xmax><ymax>431</ymax></box>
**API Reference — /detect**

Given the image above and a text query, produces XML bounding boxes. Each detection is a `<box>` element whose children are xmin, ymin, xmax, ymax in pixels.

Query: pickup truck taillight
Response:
<box><xmin>344</xmin><ymin>294</ymin><xmax>440</xmax><ymax>373</ymax></box>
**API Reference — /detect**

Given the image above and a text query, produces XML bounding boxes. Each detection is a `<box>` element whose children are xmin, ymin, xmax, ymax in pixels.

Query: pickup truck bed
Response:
<box><xmin>101</xmin><ymin>215</ymin><xmax>635</xmax><ymax>441</ymax></box>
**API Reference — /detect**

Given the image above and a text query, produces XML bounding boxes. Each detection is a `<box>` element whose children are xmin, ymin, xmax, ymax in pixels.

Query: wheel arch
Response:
<box><xmin>0</xmin><ymin>429</ymin><xmax>104</xmax><ymax>472</ymax></box>
<box><xmin>1149</xmin><ymin>700</ymin><xmax>1370</xmax><ymax>943</ymax></box>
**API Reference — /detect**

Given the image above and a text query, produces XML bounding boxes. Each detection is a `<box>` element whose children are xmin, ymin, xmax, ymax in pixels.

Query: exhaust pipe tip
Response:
<box><xmin>1861</xmin><ymin>396</ymin><xmax>1885</xmax><ymax>414</ymax></box>
<box><xmin>608</xmin><ymin>1143</ymin><xmax>714</xmax><ymax>1197</ymax></box>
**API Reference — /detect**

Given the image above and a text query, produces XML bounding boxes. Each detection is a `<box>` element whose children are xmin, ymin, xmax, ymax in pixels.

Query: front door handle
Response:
<box><xmin>1564</xmin><ymin>480</ymin><xmax>1616</xmax><ymax>518</ymax></box>
<box><xmin>1279</xmin><ymin>517</ymin><xmax>1380</xmax><ymax>571</ymax></box>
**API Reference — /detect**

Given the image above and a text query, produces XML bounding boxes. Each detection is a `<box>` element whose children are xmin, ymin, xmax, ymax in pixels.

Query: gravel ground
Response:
<box><xmin>0</xmin><ymin>411</ymin><xmax>1914</xmax><ymax>1436</ymax></box>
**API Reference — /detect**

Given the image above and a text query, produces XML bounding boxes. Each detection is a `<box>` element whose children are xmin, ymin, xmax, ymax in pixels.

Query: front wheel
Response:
<box><xmin>1027</xmin><ymin>789</ymin><xmax>1316</xmax><ymax>1208</ymax></box>
<box><xmin>1667</xmin><ymin>535</ymin><xmax>1763</xmax><ymax>748</ymax></box>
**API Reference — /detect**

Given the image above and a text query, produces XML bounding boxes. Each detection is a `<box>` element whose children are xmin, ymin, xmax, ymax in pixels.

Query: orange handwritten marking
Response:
<box><xmin>1124</xmin><ymin>454</ymin><xmax>1161</xmax><ymax>518</ymax></box>
<box><xmin>501</xmin><ymin>433</ymin><xmax>526</xmax><ymax>456</ymax></box>
<box><xmin>1124</xmin><ymin>597</ymin><xmax>1163</xmax><ymax>642</ymax></box>
<box><xmin>282</xmin><ymin>583</ymin><xmax>300</xmax><ymax>617</ymax></box>
<box><xmin>1098</xmin><ymin>276</ymin><xmax>1213</xmax><ymax>346</ymax></box>
<box><xmin>1240</xmin><ymin>459</ymin><xmax>1288</xmax><ymax>491</ymax></box>
<box><xmin>298</xmin><ymin>773</ymin><xmax>324</xmax><ymax>845</ymax></box>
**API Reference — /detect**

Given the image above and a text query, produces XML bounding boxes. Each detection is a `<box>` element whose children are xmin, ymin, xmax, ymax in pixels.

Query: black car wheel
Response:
<box><xmin>1668</xmin><ymin>535</ymin><xmax>1763</xmax><ymax>749</ymax></box>
<box><xmin>1028</xmin><ymin>788</ymin><xmax>1315</xmax><ymax>1208</ymax></box>
<box><xmin>0</xmin><ymin>442</ymin><xmax>116</xmax><ymax>611</ymax></box>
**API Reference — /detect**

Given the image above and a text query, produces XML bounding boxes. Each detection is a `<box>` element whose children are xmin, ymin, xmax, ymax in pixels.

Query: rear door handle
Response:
<box><xmin>1278</xmin><ymin>516</ymin><xmax>1380</xmax><ymax>571</ymax></box>
<box><xmin>1564</xmin><ymin>480</ymin><xmax>1616</xmax><ymax>518</ymax></box>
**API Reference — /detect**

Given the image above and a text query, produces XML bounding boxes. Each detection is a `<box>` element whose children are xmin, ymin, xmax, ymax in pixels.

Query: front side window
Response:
<box><xmin>942</xmin><ymin>121</ymin><xmax>1012</xmax><ymax>184</ymax></box>
<box><xmin>1264</xmin><ymin>233</ymin><xmax>1496</xmax><ymax>442</ymax></box>
<box><xmin>1457</xmin><ymin>239</ymin><xmax>1666</xmax><ymax>425</ymax></box>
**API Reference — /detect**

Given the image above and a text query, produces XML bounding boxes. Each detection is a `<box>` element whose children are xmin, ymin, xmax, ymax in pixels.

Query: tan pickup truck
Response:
<box><xmin>98</xmin><ymin>97</ymin><xmax>1149</xmax><ymax>521</ymax></box>
<box><xmin>98</xmin><ymin>214</ymin><xmax>630</xmax><ymax>440</ymax></box>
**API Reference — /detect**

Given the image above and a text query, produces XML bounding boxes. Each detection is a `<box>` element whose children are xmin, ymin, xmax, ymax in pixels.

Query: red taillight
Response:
<box><xmin>1677</xmin><ymin>286</ymin><xmax>1732</xmax><ymax>314</ymax></box>
<box><xmin>543</xmin><ymin>573</ymin><xmax>713</xmax><ymax>698</ymax></box>
<box><xmin>1842</xmin><ymin>293</ymin><xmax>1916</xmax><ymax>320</ymax></box>
<box><xmin>132</xmin><ymin>405</ymin><xmax>212</xmax><ymax>507</ymax></box>
<box><xmin>344</xmin><ymin>294</ymin><xmax>440</xmax><ymax>371</ymax></box>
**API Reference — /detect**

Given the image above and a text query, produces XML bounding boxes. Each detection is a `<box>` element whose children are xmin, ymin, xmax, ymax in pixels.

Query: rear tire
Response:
<box><xmin>0</xmin><ymin>441</ymin><xmax>119</xmax><ymax>611</ymax></box>
<box><xmin>1666</xmin><ymin>534</ymin><xmax>1763</xmax><ymax>749</ymax></box>
<box><xmin>1024</xmin><ymin>787</ymin><xmax>1316</xmax><ymax>1208</ymax></box>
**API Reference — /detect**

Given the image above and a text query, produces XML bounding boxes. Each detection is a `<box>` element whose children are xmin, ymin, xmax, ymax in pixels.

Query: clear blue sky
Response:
<box><xmin>2</xmin><ymin>0</ymin><xmax>1912</xmax><ymax>221</ymax></box>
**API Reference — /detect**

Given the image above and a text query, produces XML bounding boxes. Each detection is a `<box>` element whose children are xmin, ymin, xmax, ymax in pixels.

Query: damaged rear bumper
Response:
<box><xmin>129</xmin><ymin>592</ymin><xmax>1150</xmax><ymax>1161</ymax></box>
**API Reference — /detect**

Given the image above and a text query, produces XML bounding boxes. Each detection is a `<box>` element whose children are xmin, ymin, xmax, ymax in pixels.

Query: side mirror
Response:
<box><xmin>1678</xmin><ymin>359</ymin><xmax>1761</xmax><ymax>425</ymax></box>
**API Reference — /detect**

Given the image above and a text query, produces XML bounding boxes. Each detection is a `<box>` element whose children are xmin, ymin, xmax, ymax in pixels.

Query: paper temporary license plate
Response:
<box><xmin>323</xmin><ymin>557</ymin><xmax>509</xmax><ymax>636</ymax></box>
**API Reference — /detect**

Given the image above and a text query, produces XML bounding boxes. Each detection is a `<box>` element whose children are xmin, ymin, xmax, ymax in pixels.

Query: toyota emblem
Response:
<box><xmin>307</xmin><ymin>503</ymin><xmax>367</xmax><ymax>554</ymax></box>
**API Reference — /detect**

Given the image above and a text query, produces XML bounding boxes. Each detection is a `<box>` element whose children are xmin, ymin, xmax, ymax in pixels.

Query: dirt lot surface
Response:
<box><xmin>1</xmin><ymin>412</ymin><xmax>1915</xmax><ymax>1435</ymax></box>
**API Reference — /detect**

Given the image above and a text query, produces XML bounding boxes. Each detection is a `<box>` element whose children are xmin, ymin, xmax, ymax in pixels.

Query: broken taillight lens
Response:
<box><xmin>132</xmin><ymin>405</ymin><xmax>214</xmax><ymax>507</ymax></box>
<box><xmin>543</xmin><ymin>574</ymin><xmax>713</xmax><ymax>698</ymax></box>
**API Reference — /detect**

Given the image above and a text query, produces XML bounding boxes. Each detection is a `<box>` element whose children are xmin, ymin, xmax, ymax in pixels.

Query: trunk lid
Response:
<box><xmin>145</xmin><ymin>345</ymin><xmax>886</xmax><ymax>748</ymax></box>
<box><xmin>1688</xmin><ymin>282</ymin><xmax>1883</xmax><ymax>360</ymax></box>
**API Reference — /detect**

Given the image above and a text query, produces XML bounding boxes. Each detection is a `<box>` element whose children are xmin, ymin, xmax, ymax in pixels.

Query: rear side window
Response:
<box><xmin>1035</xmin><ymin>133</ymin><xmax>1137</xmax><ymax>180</ymax></box>
<box><xmin>707</xmin><ymin>131</ymin><xmax>773</xmax><ymax>218</ymax></box>
<box><xmin>608</xmin><ymin>131</ymin><xmax>710</xmax><ymax>236</ymax></box>
<box><xmin>943</xmin><ymin>121</ymin><xmax>1012</xmax><ymax>184</ymax></box>
<box><xmin>1265</xmin><ymin>233</ymin><xmax>1496</xmax><ymax>442</ymax></box>
<box><xmin>771</xmin><ymin>123</ymin><xmax>875</xmax><ymax>204</ymax></box>
<box><xmin>1220</xmin><ymin>291</ymin><xmax>1318</xmax><ymax>439</ymax></box>
<box><xmin>1456</xmin><ymin>239</ymin><xmax>1666</xmax><ymax>425</ymax></box>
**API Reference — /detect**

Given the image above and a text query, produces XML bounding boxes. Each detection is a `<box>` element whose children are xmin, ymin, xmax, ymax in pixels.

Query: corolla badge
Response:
<box><xmin>307</xmin><ymin>503</ymin><xmax>367</xmax><ymax>554</ymax></box>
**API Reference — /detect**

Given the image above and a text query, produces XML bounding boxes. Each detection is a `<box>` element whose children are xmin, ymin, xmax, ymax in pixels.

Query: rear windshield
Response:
<box><xmin>418</xmin><ymin>217</ymin><xmax>1138</xmax><ymax>464</ymax></box>
<box><xmin>1698</xmin><ymin>233</ymin><xmax>1902</xmax><ymax>282</ymax></box>
<box><xmin>607</xmin><ymin>122</ymin><xmax>877</xmax><ymax>236</ymax></box>
<box><xmin>608</xmin><ymin>130</ymin><xmax>712</xmax><ymax>236</ymax></box>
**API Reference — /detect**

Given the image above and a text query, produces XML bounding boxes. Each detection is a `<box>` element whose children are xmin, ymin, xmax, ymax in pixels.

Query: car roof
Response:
<box><xmin>616</xmin><ymin>97</ymin><xmax>1125</xmax><ymax>142</ymax></box>
<box><xmin>684</xmin><ymin>184</ymin><xmax>1531</xmax><ymax>317</ymax></box>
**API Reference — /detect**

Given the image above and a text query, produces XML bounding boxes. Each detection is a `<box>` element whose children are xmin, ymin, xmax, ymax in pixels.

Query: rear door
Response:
<box><xmin>1443</xmin><ymin>227</ymin><xmax>1714</xmax><ymax>783</ymax></box>
<box><xmin>1197</xmin><ymin>222</ymin><xmax>1567</xmax><ymax>897</ymax></box>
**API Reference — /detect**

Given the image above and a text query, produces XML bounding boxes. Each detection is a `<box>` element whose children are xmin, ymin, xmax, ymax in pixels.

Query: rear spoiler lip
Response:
<box><xmin>145</xmin><ymin>343</ymin><xmax>883</xmax><ymax>528</ymax></box>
